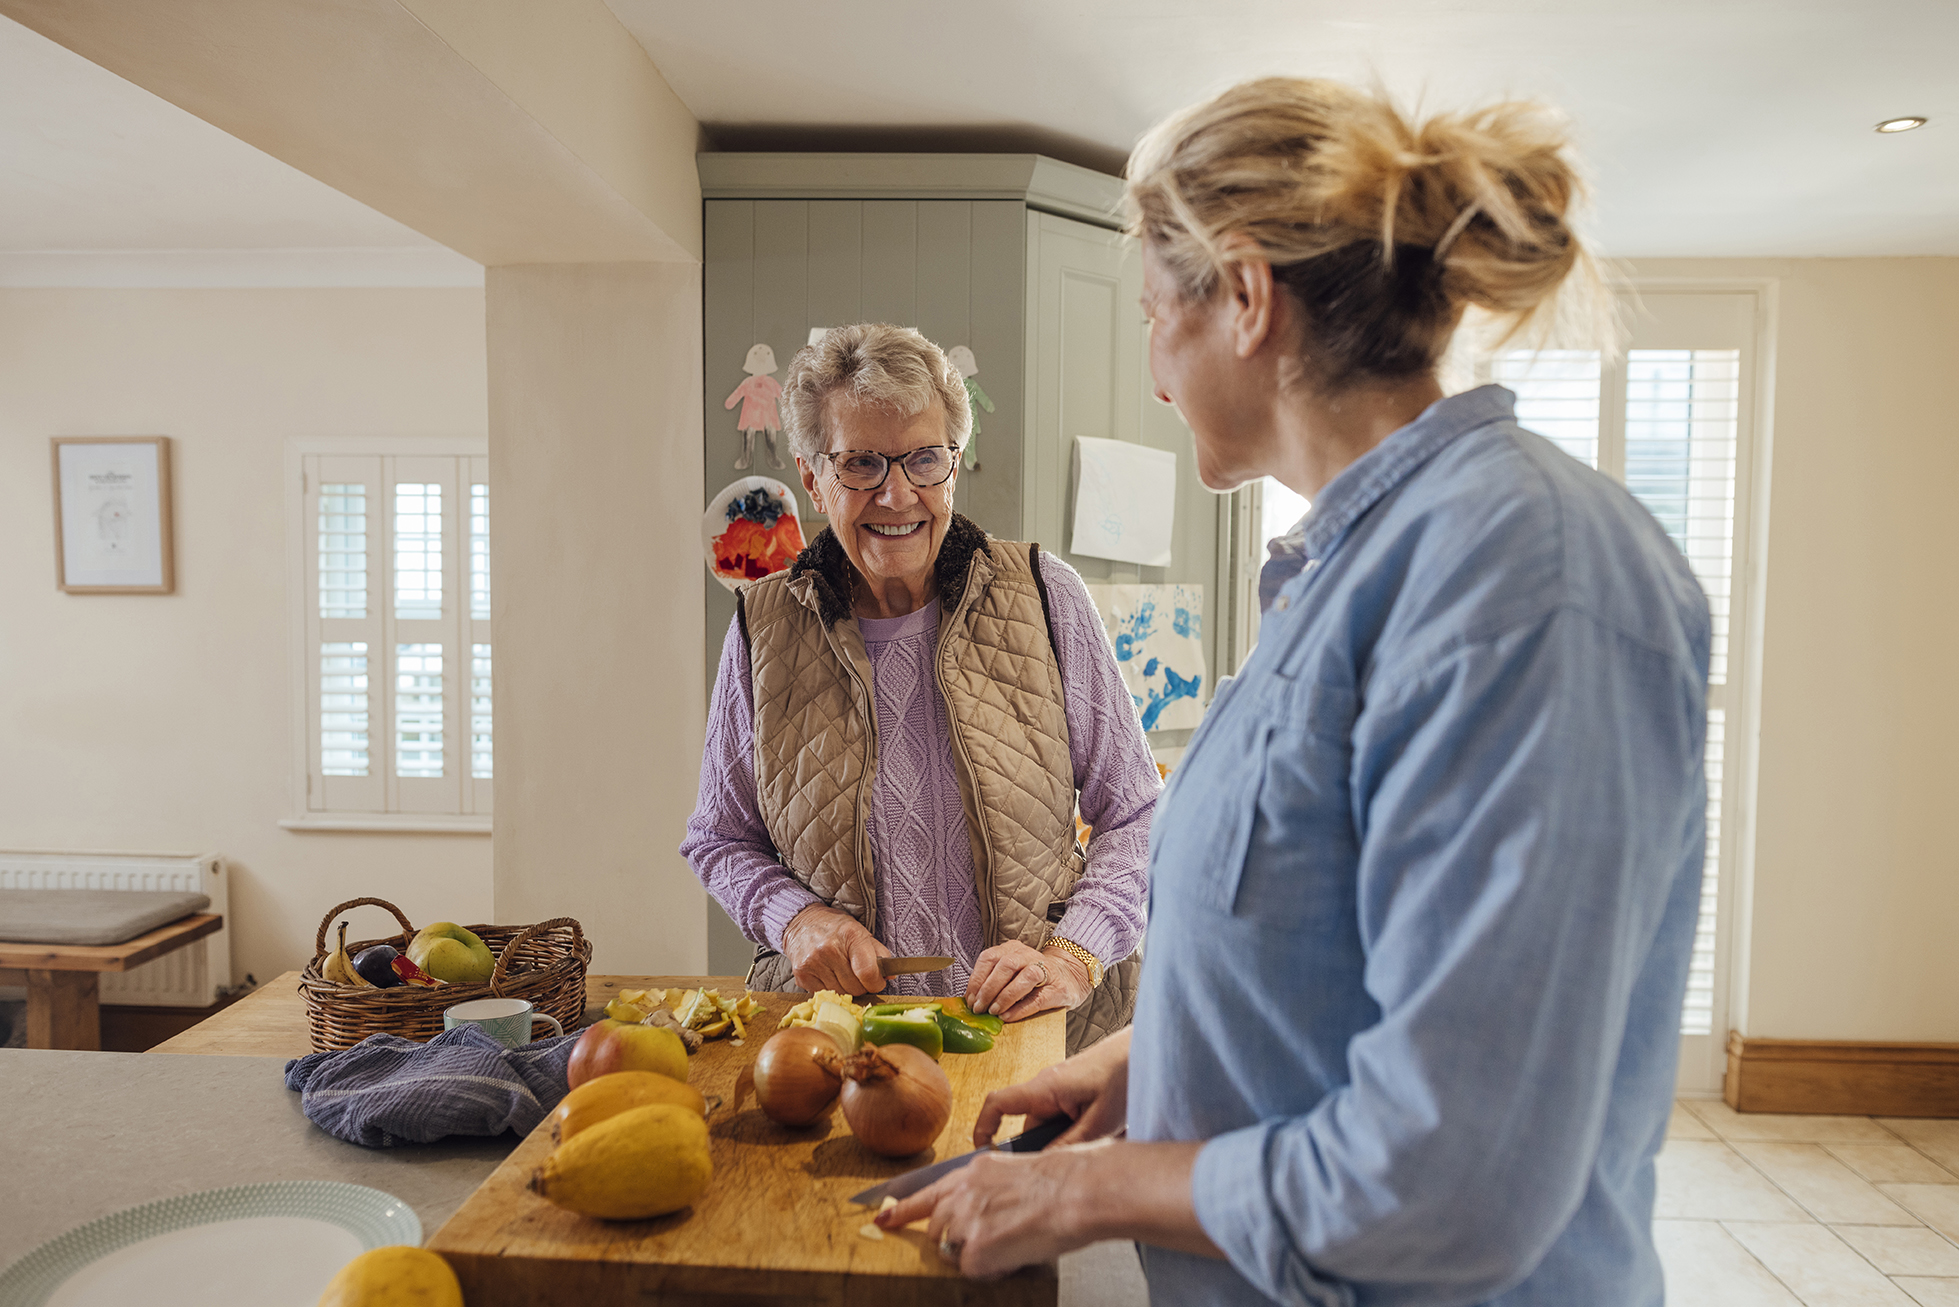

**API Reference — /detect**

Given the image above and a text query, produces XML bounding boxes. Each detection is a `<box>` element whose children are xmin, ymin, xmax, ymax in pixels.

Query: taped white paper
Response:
<box><xmin>1070</xmin><ymin>437</ymin><xmax>1176</xmax><ymax>567</ymax></box>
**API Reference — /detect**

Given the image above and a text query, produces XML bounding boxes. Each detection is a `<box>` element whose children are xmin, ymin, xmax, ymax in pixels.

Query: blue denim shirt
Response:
<box><xmin>1130</xmin><ymin>386</ymin><xmax>1710</xmax><ymax>1306</ymax></box>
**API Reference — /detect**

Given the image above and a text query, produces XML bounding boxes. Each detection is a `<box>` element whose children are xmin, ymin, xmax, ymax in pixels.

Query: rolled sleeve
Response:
<box><xmin>1195</xmin><ymin>1124</ymin><xmax>1352</xmax><ymax>1307</ymax></box>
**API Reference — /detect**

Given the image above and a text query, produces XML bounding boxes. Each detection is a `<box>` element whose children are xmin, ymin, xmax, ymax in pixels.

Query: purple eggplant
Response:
<box><xmin>353</xmin><ymin>943</ymin><xmax>403</xmax><ymax>988</ymax></box>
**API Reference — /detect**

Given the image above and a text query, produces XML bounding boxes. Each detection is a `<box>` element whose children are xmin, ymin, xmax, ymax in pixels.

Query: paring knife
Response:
<box><xmin>877</xmin><ymin>955</ymin><xmax>954</xmax><ymax>977</ymax></box>
<box><xmin>848</xmin><ymin>1115</ymin><xmax>1073</xmax><ymax>1207</ymax></box>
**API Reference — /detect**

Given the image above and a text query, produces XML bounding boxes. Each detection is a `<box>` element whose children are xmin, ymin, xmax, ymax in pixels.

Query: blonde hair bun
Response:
<box><xmin>1127</xmin><ymin>77</ymin><xmax>1606</xmax><ymax>385</ymax></box>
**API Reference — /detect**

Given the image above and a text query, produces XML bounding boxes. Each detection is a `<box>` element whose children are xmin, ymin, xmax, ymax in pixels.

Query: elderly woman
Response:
<box><xmin>881</xmin><ymin>78</ymin><xmax>1712</xmax><ymax>1306</ymax></box>
<box><xmin>681</xmin><ymin>324</ymin><xmax>1157</xmax><ymax>1051</ymax></box>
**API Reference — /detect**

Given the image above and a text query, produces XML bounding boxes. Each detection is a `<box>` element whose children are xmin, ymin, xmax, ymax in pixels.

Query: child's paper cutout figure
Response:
<box><xmin>947</xmin><ymin>345</ymin><xmax>993</xmax><ymax>471</ymax></box>
<box><xmin>702</xmin><ymin>476</ymin><xmax>806</xmax><ymax>593</ymax></box>
<box><xmin>725</xmin><ymin>343</ymin><xmax>785</xmax><ymax>470</ymax></box>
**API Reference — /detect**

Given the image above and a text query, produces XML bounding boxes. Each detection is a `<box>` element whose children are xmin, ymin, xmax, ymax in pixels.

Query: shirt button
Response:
<box><xmin>1274</xmin><ymin>596</ymin><xmax>1290</xmax><ymax>612</ymax></box>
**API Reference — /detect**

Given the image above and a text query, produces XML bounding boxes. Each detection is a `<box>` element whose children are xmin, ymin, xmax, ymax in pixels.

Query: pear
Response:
<box><xmin>407</xmin><ymin>922</ymin><xmax>496</xmax><ymax>985</ymax></box>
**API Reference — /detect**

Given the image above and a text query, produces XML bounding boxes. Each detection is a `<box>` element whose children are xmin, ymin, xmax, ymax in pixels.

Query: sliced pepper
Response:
<box><xmin>936</xmin><ymin>997</ymin><xmax>1004</xmax><ymax>1035</ymax></box>
<box><xmin>935</xmin><ymin>1010</ymin><xmax>995</xmax><ymax>1054</ymax></box>
<box><xmin>860</xmin><ymin>1007</ymin><xmax>943</xmax><ymax>1060</ymax></box>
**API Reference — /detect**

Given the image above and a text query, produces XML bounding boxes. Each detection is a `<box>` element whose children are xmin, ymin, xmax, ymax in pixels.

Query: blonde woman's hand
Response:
<box><xmin>781</xmin><ymin>904</ymin><xmax>889</xmax><ymax>996</ymax></box>
<box><xmin>973</xmin><ymin>1028</ymin><xmax>1130</xmax><ymax>1149</ymax></box>
<box><xmin>966</xmin><ymin>939</ymin><xmax>1091</xmax><ymax>1021</ymax></box>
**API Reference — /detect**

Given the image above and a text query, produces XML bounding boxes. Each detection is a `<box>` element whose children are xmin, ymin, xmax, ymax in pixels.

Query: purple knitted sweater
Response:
<box><xmin>680</xmin><ymin>552</ymin><xmax>1158</xmax><ymax>997</ymax></box>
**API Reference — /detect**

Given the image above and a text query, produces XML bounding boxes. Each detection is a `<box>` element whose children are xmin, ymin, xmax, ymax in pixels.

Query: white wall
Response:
<box><xmin>0</xmin><ymin>286</ymin><xmax>493</xmax><ymax>984</ymax></box>
<box><xmin>1632</xmin><ymin>257</ymin><xmax>1959</xmax><ymax>1043</ymax></box>
<box><xmin>486</xmin><ymin>262</ymin><xmax>708</xmax><ymax>978</ymax></box>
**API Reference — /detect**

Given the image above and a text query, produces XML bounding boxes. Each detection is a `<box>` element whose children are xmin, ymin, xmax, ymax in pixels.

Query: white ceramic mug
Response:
<box><xmin>442</xmin><ymin>996</ymin><xmax>564</xmax><ymax>1048</ymax></box>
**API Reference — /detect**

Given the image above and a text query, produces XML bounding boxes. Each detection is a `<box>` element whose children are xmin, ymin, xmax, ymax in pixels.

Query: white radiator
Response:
<box><xmin>0</xmin><ymin>850</ymin><xmax>231</xmax><ymax>1008</ymax></box>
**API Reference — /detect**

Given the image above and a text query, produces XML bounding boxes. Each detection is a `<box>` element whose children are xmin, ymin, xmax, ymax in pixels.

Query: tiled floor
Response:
<box><xmin>1660</xmin><ymin>1099</ymin><xmax>1959</xmax><ymax>1306</ymax></box>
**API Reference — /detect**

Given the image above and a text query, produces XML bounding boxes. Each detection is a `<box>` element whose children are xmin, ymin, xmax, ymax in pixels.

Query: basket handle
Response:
<box><xmin>491</xmin><ymin>916</ymin><xmax>585</xmax><ymax>995</ymax></box>
<box><xmin>313</xmin><ymin>897</ymin><xmax>417</xmax><ymax>959</ymax></box>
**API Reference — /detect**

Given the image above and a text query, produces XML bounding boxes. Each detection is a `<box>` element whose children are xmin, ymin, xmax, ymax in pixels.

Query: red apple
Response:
<box><xmin>565</xmin><ymin>1020</ymin><xmax>690</xmax><ymax>1089</ymax></box>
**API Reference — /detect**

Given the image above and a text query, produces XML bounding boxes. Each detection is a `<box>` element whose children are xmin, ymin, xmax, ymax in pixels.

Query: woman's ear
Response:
<box><xmin>1222</xmin><ymin>255</ymin><xmax>1278</xmax><ymax>361</ymax></box>
<box><xmin>797</xmin><ymin>456</ymin><xmax>823</xmax><ymax>514</ymax></box>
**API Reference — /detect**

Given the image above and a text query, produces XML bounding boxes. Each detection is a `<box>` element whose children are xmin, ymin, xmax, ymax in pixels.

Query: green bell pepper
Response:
<box><xmin>937</xmin><ymin>997</ymin><xmax>1004</xmax><ymax>1035</ymax></box>
<box><xmin>860</xmin><ymin>1007</ymin><xmax>943</xmax><ymax>1060</ymax></box>
<box><xmin>935</xmin><ymin>1010</ymin><xmax>995</xmax><ymax>1054</ymax></box>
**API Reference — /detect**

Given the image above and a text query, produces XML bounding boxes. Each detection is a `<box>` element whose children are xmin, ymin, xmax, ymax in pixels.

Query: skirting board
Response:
<box><xmin>1726</xmin><ymin>1032</ymin><xmax>1959</xmax><ymax>1117</ymax></box>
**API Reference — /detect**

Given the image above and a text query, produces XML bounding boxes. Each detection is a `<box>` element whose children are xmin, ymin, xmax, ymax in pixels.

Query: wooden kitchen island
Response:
<box><xmin>154</xmin><ymin>969</ymin><xmax>1067</xmax><ymax>1306</ymax></box>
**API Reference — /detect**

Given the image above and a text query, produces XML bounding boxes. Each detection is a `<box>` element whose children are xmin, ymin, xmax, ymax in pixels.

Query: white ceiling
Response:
<box><xmin>608</xmin><ymin>0</ymin><xmax>1959</xmax><ymax>259</ymax></box>
<box><xmin>0</xmin><ymin>15</ymin><xmax>478</xmax><ymax>285</ymax></box>
<box><xmin>1</xmin><ymin>1</ymin><xmax>1953</xmax><ymax>280</ymax></box>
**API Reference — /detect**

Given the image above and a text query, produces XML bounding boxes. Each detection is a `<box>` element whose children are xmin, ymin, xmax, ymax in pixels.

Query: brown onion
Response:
<box><xmin>753</xmin><ymin>1028</ymin><xmax>844</xmax><ymax>1126</ymax></box>
<box><xmin>840</xmin><ymin>1043</ymin><xmax>952</xmax><ymax>1157</ymax></box>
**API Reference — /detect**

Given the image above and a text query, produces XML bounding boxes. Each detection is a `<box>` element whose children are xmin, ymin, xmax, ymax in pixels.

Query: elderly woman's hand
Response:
<box><xmin>966</xmin><ymin>940</ymin><xmax>1092</xmax><ymax>1020</ymax></box>
<box><xmin>782</xmin><ymin>904</ymin><xmax>891</xmax><ymax>996</ymax></box>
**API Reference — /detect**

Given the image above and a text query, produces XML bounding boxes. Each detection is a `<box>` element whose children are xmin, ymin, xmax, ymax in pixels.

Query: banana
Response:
<box><xmin>324</xmin><ymin>920</ymin><xmax>372</xmax><ymax>987</ymax></box>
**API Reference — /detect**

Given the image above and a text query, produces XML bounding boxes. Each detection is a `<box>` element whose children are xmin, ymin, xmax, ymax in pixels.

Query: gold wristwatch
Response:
<box><xmin>1042</xmin><ymin>934</ymin><xmax>1103</xmax><ymax>989</ymax></box>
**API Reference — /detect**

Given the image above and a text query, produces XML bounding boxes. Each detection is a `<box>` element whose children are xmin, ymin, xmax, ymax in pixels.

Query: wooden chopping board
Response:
<box><xmin>429</xmin><ymin>979</ymin><xmax>1067</xmax><ymax>1306</ymax></box>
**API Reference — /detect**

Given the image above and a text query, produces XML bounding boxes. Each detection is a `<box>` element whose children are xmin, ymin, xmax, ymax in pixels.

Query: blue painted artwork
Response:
<box><xmin>1090</xmin><ymin>583</ymin><xmax>1208</xmax><ymax>734</ymax></box>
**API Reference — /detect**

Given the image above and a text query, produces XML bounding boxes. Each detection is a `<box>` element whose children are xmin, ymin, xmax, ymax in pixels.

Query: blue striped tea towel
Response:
<box><xmin>285</xmin><ymin>1025</ymin><xmax>578</xmax><ymax>1148</ymax></box>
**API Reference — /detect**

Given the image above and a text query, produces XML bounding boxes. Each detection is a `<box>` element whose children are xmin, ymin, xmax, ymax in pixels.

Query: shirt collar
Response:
<box><xmin>1259</xmin><ymin>385</ymin><xmax>1516</xmax><ymax>609</ymax></box>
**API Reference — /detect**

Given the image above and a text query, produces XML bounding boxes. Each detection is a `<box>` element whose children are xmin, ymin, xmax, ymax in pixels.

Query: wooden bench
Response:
<box><xmin>1</xmin><ymin>914</ymin><xmax>223</xmax><ymax>1050</ymax></box>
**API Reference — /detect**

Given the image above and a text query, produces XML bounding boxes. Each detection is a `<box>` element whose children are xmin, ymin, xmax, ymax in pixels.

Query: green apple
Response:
<box><xmin>407</xmin><ymin>922</ymin><xmax>496</xmax><ymax>985</ymax></box>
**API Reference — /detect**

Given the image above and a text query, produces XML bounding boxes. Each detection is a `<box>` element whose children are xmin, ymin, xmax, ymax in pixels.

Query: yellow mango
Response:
<box><xmin>316</xmin><ymin>1246</ymin><xmax>461</xmax><ymax>1307</ymax></box>
<box><xmin>529</xmin><ymin>1103</ymin><xmax>711</xmax><ymax>1220</ymax></box>
<box><xmin>549</xmin><ymin>1070</ymin><xmax>707</xmax><ymax>1144</ymax></box>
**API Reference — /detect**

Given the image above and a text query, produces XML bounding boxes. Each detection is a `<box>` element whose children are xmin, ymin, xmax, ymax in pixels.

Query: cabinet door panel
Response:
<box><xmin>806</xmin><ymin>203</ymin><xmax>863</xmax><ymax>329</ymax></box>
<box><xmin>861</xmin><ymin>201</ymin><xmax>919</xmax><ymax>326</ymax></box>
<box><xmin>960</xmin><ymin>202</ymin><xmax>1028</xmax><ymax>538</ymax></box>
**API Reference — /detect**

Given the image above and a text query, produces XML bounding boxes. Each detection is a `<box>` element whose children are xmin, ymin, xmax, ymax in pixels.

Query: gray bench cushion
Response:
<box><xmin>0</xmin><ymin>890</ymin><xmax>212</xmax><ymax>946</ymax></box>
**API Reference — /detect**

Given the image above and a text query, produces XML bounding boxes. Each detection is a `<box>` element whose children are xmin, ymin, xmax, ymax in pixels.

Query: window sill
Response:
<box><xmin>279</xmin><ymin>814</ymin><xmax>491</xmax><ymax>835</ymax></box>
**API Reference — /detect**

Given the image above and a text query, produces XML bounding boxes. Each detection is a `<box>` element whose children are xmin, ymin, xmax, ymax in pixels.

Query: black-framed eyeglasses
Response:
<box><xmin>814</xmin><ymin>444</ymin><xmax>959</xmax><ymax>492</ymax></box>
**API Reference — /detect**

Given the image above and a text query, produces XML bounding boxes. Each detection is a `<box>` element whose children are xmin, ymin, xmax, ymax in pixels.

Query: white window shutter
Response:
<box><xmin>305</xmin><ymin>453</ymin><xmax>384</xmax><ymax>813</ymax></box>
<box><xmin>466</xmin><ymin>454</ymin><xmax>494</xmax><ymax>814</ymax></box>
<box><xmin>297</xmin><ymin>443</ymin><xmax>489</xmax><ymax>825</ymax></box>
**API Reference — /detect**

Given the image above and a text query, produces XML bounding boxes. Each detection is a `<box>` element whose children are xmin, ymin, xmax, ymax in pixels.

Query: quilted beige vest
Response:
<box><xmin>738</xmin><ymin>517</ymin><xmax>1138</xmax><ymax>1052</ymax></box>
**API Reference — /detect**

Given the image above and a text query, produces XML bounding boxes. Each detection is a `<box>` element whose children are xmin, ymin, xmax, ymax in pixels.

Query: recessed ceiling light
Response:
<box><xmin>1875</xmin><ymin>117</ymin><xmax>1927</xmax><ymax>134</ymax></box>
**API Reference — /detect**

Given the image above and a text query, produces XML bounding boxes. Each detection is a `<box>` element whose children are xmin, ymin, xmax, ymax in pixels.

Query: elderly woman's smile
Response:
<box><xmin>804</xmin><ymin>394</ymin><xmax>956</xmax><ymax>620</ymax></box>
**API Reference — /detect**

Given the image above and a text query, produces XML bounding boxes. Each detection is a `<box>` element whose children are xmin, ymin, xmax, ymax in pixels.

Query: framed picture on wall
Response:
<box><xmin>51</xmin><ymin>436</ymin><xmax>175</xmax><ymax>594</ymax></box>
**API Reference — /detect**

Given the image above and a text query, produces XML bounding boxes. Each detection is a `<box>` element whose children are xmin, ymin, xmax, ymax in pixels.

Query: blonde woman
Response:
<box><xmin>881</xmin><ymin>80</ymin><xmax>1711</xmax><ymax>1305</ymax></box>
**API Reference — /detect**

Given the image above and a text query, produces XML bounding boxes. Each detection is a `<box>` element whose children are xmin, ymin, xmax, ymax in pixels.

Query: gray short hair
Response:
<box><xmin>781</xmin><ymin>324</ymin><xmax>972</xmax><ymax>465</ymax></box>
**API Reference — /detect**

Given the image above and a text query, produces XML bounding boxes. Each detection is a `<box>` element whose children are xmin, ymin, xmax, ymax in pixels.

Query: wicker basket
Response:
<box><xmin>299</xmin><ymin>897</ymin><xmax>591</xmax><ymax>1052</ymax></box>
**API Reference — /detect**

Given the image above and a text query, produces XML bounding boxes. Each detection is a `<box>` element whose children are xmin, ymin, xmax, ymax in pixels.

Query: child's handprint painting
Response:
<box><xmin>1090</xmin><ymin>584</ymin><xmax>1208</xmax><ymax>733</ymax></box>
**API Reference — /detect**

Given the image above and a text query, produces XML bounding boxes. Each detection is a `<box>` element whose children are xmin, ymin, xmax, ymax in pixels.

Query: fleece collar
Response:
<box><xmin>789</xmin><ymin>512</ymin><xmax>990</xmax><ymax>629</ymax></box>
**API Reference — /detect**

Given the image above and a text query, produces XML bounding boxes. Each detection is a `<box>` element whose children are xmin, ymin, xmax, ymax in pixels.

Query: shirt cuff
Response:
<box><xmin>755</xmin><ymin>880</ymin><xmax>825</xmax><ymax>955</ymax></box>
<box><xmin>1050</xmin><ymin>904</ymin><xmax>1129</xmax><ymax>970</ymax></box>
<box><xmin>1194</xmin><ymin>1122</ymin><xmax>1288</xmax><ymax>1297</ymax></box>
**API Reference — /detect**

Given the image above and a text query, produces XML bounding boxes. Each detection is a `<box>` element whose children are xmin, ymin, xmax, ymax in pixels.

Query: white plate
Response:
<box><xmin>0</xmin><ymin>1181</ymin><xmax>421</xmax><ymax>1307</ymax></box>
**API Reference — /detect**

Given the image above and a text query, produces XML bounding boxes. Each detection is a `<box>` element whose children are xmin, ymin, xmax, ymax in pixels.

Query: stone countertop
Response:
<box><xmin>0</xmin><ymin>1048</ymin><xmax>513</xmax><ymax>1271</ymax></box>
<box><xmin>3</xmin><ymin>981</ymin><xmax>1151</xmax><ymax>1305</ymax></box>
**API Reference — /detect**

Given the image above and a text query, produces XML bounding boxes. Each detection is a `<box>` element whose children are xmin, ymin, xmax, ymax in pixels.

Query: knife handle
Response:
<box><xmin>1001</xmin><ymin>1114</ymin><xmax>1074</xmax><ymax>1153</ymax></box>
